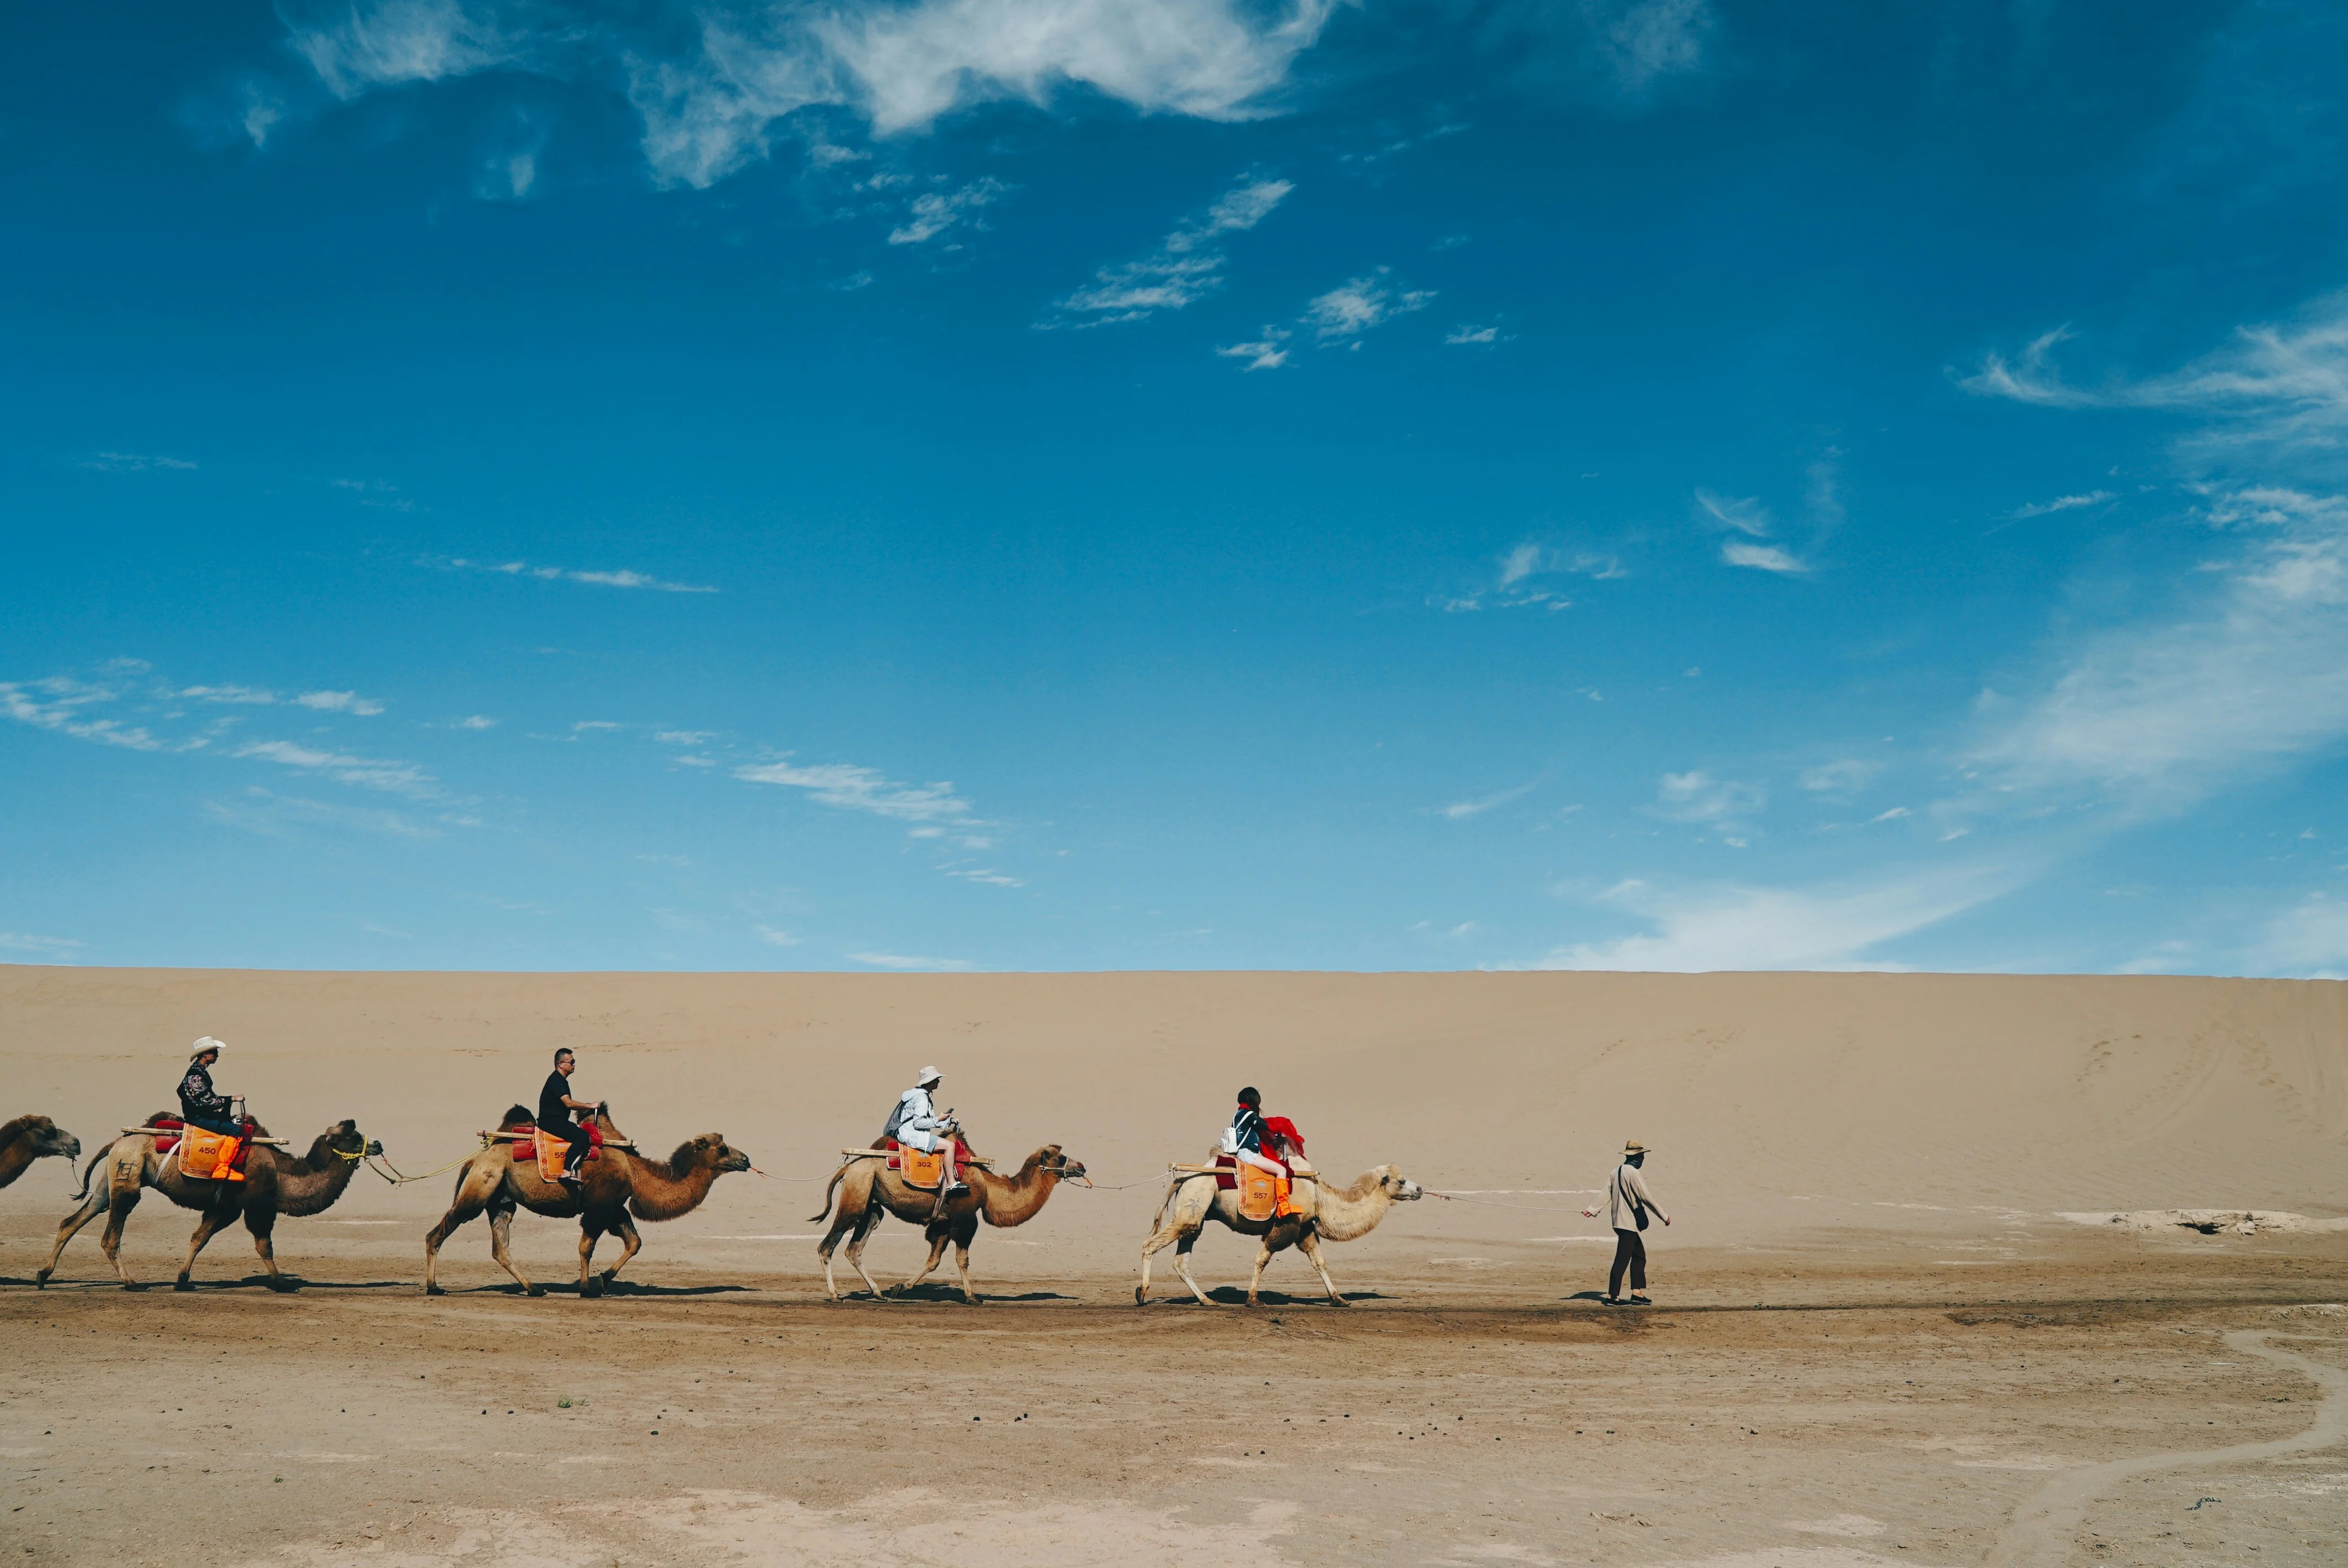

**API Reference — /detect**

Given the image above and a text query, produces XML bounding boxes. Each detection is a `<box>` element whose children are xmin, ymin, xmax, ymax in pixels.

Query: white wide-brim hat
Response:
<box><xmin>916</xmin><ymin>1065</ymin><xmax>942</xmax><ymax>1085</ymax></box>
<box><xmin>190</xmin><ymin>1036</ymin><xmax>226</xmax><ymax>1060</ymax></box>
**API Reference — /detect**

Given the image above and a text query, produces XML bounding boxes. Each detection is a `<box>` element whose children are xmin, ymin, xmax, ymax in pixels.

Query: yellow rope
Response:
<box><xmin>360</xmin><ymin>1136</ymin><xmax>492</xmax><ymax>1187</ymax></box>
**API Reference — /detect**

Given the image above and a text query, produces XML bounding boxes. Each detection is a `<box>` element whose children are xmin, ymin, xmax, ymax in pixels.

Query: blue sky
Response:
<box><xmin>6</xmin><ymin>0</ymin><xmax>2348</xmax><ymax>974</ymax></box>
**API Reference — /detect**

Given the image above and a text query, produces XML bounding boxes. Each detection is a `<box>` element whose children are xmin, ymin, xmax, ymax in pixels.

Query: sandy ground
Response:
<box><xmin>3</xmin><ymin>966</ymin><xmax>2347</xmax><ymax>1565</ymax></box>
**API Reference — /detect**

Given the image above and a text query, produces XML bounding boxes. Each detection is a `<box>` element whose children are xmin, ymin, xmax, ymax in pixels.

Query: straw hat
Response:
<box><xmin>916</xmin><ymin>1065</ymin><xmax>942</xmax><ymax>1086</ymax></box>
<box><xmin>1622</xmin><ymin>1139</ymin><xmax>1649</xmax><ymax>1156</ymax></box>
<box><xmin>189</xmin><ymin>1036</ymin><xmax>225</xmax><ymax>1061</ymax></box>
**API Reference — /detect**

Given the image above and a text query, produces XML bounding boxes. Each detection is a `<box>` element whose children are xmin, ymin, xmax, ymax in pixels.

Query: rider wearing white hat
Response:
<box><xmin>178</xmin><ymin>1038</ymin><xmax>244</xmax><ymax>1136</ymax></box>
<box><xmin>889</xmin><ymin>1066</ymin><xmax>967</xmax><ymax>1210</ymax></box>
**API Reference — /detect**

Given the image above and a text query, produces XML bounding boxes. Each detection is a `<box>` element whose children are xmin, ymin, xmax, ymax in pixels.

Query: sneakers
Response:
<box><xmin>558</xmin><ymin>1172</ymin><xmax>585</xmax><ymax>1192</ymax></box>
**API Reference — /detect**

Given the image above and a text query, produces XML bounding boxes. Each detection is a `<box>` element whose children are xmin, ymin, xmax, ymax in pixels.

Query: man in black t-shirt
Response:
<box><xmin>537</xmin><ymin>1048</ymin><xmax>603</xmax><ymax>1190</ymax></box>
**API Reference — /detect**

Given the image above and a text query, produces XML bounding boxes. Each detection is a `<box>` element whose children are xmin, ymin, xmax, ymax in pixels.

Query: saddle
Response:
<box><xmin>146</xmin><ymin>1116</ymin><xmax>250</xmax><ymax>1183</ymax></box>
<box><xmin>521</xmin><ymin>1121</ymin><xmax>604</xmax><ymax>1183</ymax></box>
<box><xmin>1213</xmin><ymin>1154</ymin><xmax>1304</xmax><ymax>1223</ymax></box>
<box><xmin>884</xmin><ymin>1137</ymin><xmax>972</xmax><ymax>1192</ymax></box>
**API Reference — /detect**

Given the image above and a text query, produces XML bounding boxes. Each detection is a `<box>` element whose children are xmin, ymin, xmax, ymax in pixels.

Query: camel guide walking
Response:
<box><xmin>177</xmin><ymin>1038</ymin><xmax>243</xmax><ymax>1136</ymax></box>
<box><xmin>538</xmin><ymin>1048</ymin><xmax>604</xmax><ymax>1191</ymax></box>
<box><xmin>1582</xmin><ymin>1139</ymin><xmax>1670</xmax><ymax>1306</ymax></box>
<box><xmin>887</xmin><ymin>1065</ymin><xmax>966</xmax><ymax>1218</ymax></box>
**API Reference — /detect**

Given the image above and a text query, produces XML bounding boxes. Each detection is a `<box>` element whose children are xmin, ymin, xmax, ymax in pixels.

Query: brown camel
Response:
<box><xmin>1136</xmin><ymin>1156</ymin><xmax>1422</xmax><ymax>1307</ymax></box>
<box><xmin>0</xmin><ymin>1116</ymin><xmax>82</xmax><ymax>1189</ymax></box>
<box><xmin>810</xmin><ymin>1137</ymin><xmax>1087</xmax><ymax>1303</ymax></box>
<box><xmin>39</xmin><ymin>1116</ymin><xmax>379</xmax><ymax>1290</ymax></box>
<box><xmin>422</xmin><ymin>1105</ymin><xmax>750</xmax><ymax>1296</ymax></box>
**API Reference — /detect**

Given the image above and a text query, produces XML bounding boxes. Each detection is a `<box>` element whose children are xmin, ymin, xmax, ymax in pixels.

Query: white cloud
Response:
<box><xmin>1053</xmin><ymin>177</ymin><xmax>1291</xmax><ymax>324</ymax></box>
<box><xmin>1215</xmin><ymin>329</ymin><xmax>1290</xmax><ymax>370</ymax></box>
<box><xmin>1302</xmin><ymin>268</ymin><xmax>1433</xmax><ymax>344</ymax></box>
<box><xmin>1587</xmin><ymin>0</ymin><xmax>1716</xmax><ymax>96</ymax></box>
<box><xmin>438</xmin><ymin>557</ymin><xmax>718</xmax><ymax>593</ymax></box>
<box><xmin>234</xmin><ymin>738</ymin><xmax>436</xmax><ymax>796</ymax></box>
<box><xmin>1799</xmin><ymin>759</ymin><xmax>1881</xmax><ymax>794</ymax></box>
<box><xmin>1721</xmin><ymin>539</ymin><xmax>1808</xmax><ymax>574</ymax></box>
<box><xmin>735</xmin><ymin>757</ymin><xmax>972</xmax><ymax>822</ymax></box>
<box><xmin>203</xmin><ymin>786</ymin><xmax>440</xmax><ymax>840</ymax></box>
<box><xmin>1652</xmin><ymin>770</ymin><xmax>1762</xmax><ymax>826</ymax></box>
<box><xmin>887</xmin><ymin>177</ymin><xmax>1008</xmax><ymax>245</ymax></box>
<box><xmin>849</xmin><ymin>950</ymin><xmax>976</xmax><ymax>971</ymax></box>
<box><xmin>656</xmin><ymin>730</ymin><xmax>715</xmax><ymax>744</ymax></box>
<box><xmin>0</xmin><ymin>931</ymin><xmax>82</xmax><ymax>960</ymax></box>
<box><xmin>1522</xmin><ymin>865</ymin><xmax>2011</xmax><ymax>972</ymax></box>
<box><xmin>1970</xmin><ymin>486</ymin><xmax>2348</xmax><ymax>818</ymax></box>
<box><xmin>0</xmin><ymin>677</ymin><xmax>169</xmax><ymax>752</ymax></box>
<box><xmin>284</xmin><ymin>1</ymin><xmax>1340</xmax><ymax>190</ymax></box>
<box><xmin>457</xmin><ymin>714</ymin><xmax>497</xmax><ymax>729</ymax></box>
<box><xmin>1440</xmin><ymin>782</ymin><xmax>1536</xmax><ymax>819</ymax></box>
<box><xmin>179</xmin><ymin>684</ymin><xmax>279</xmax><ymax>705</ymax></box>
<box><xmin>754</xmin><ymin>924</ymin><xmax>803</xmax><ymax>946</ymax></box>
<box><xmin>1694</xmin><ymin>489</ymin><xmax>1772</xmax><ymax>535</ymax></box>
<box><xmin>1868</xmin><ymin>806</ymin><xmax>1911</xmax><ymax>823</ymax></box>
<box><xmin>81</xmin><ymin>451</ymin><xmax>197</xmax><ymax>472</ymax></box>
<box><xmin>289</xmin><ymin>0</ymin><xmax>520</xmax><ymax>99</ymax></box>
<box><xmin>294</xmin><ymin>689</ymin><xmax>386</xmax><ymax>715</ymax></box>
<box><xmin>1444</xmin><ymin>324</ymin><xmax>1501</xmax><ymax>346</ymax></box>
<box><xmin>2006</xmin><ymin>489</ymin><xmax>2115</xmax><ymax>520</ymax></box>
<box><xmin>2249</xmin><ymin>893</ymin><xmax>2348</xmax><ymax>977</ymax></box>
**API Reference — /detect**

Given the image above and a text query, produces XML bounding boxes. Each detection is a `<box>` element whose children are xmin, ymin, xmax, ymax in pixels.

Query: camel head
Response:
<box><xmin>1373</xmin><ymin>1165</ymin><xmax>1423</xmax><ymax>1202</ymax></box>
<box><xmin>668</xmin><ymin>1133</ymin><xmax>751</xmax><ymax>1176</ymax></box>
<box><xmin>310</xmin><ymin>1120</ymin><xmax>383</xmax><ymax>1163</ymax></box>
<box><xmin>1031</xmin><ymin>1144</ymin><xmax>1088</xmax><ymax>1183</ymax></box>
<box><xmin>13</xmin><ymin>1116</ymin><xmax>81</xmax><ymax>1161</ymax></box>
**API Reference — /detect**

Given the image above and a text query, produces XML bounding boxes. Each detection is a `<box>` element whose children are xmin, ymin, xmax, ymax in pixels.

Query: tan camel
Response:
<box><xmin>422</xmin><ymin>1105</ymin><xmax>750</xmax><ymax>1296</ymax></box>
<box><xmin>810</xmin><ymin>1138</ymin><xmax>1087</xmax><ymax>1303</ymax></box>
<box><xmin>0</xmin><ymin>1116</ymin><xmax>82</xmax><ymax>1189</ymax></box>
<box><xmin>1136</xmin><ymin>1157</ymin><xmax>1422</xmax><ymax>1306</ymax></box>
<box><xmin>39</xmin><ymin>1116</ymin><xmax>379</xmax><ymax>1290</ymax></box>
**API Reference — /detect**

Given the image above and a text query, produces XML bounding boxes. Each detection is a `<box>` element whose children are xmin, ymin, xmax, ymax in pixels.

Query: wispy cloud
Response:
<box><xmin>1215</xmin><ymin>329</ymin><xmax>1291</xmax><ymax>371</ymax></box>
<box><xmin>1651</xmin><ymin>770</ymin><xmax>1763</xmax><ymax>829</ymax></box>
<box><xmin>1440</xmin><ymin>782</ymin><xmax>1536</xmax><ymax>819</ymax></box>
<box><xmin>1052</xmin><ymin>177</ymin><xmax>1293</xmax><ymax>325</ymax></box>
<box><xmin>1586</xmin><ymin>0</ymin><xmax>1717</xmax><ymax>97</ymax></box>
<box><xmin>234</xmin><ymin>739</ymin><xmax>436</xmax><ymax>796</ymax></box>
<box><xmin>1444</xmin><ymin>323</ymin><xmax>1504</xmax><ymax>346</ymax></box>
<box><xmin>1798</xmin><ymin>759</ymin><xmax>1882</xmax><ymax>795</ymax></box>
<box><xmin>0</xmin><ymin>931</ymin><xmax>83</xmax><ymax>960</ymax></box>
<box><xmin>887</xmin><ymin>177</ymin><xmax>1008</xmax><ymax>246</ymax></box>
<box><xmin>294</xmin><ymin>689</ymin><xmax>385</xmax><ymax>715</ymax></box>
<box><xmin>1437</xmin><ymin>540</ymin><xmax>1624</xmax><ymax>612</ymax></box>
<box><xmin>2005</xmin><ymin>489</ymin><xmax>2115</xmax><ymax>520</ymax></box>
<box><xmin>1720</xmin><ymin>540</ymin><xmax>1808</xmax><ymax>574</ymax></box>
<box><xmin>1696</xmin><ymin>487</ymin><xmax>1815</xmax><ymax>574</ymax></box>
<box><xmin>80</xmin><ymin>451</ymin><xmax>197</xmax><ymax>472</ymax></box>
<box><xmin>179</xmin><ymin>684</ymin><xmax>279</xmax><ymax>705</ymax></box>
<box><xmin>1</xmin><ymin>677</ymin><xmax>172</xmax><ymax>752</ymax></box>
<box><xmin>1521</xmin><ymin>865</ymin><xmax>2012</xmax><ymax>972</ymax></box>
<box><xmin>734</xmin><ymin>757</ymin><xmax>972</xmax><ymax>823</ymax></box>
<box><xmin>2250</xmin><ymin>892</ymin><xmax>2348</xmax><ymax>977</ymax></box>
<box><xmin>203</xmin><ymin>786</ymin><xmax>441</xmax><ymax>840</ymax></box>
<box><xmin>436</xmin><ymin>557</ymin><xmax>718</xmax><ymax>594</ymax></box>
<box><xmin>1302</xmin><ymin>268</ymin><xmax>1434</xmax><ymax>345</ymax></box>
<box><xmin>456</xmin><ymin>714</ymin><xmax>497</xmax><ymax>729</ymax></box>
<box><xmin>849</xmin><ymin>950</ymin><xmax>976</xmax><ymax>972</ymax></box>
<box><xmin>754</xmin><ymin>924</ymin><xmax>802</xmax><ymax>947</ymax></box>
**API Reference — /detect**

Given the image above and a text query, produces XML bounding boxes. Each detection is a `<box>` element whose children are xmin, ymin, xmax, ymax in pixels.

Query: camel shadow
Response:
<box><xmin>1201</xmin><ymin>1286</ymin><xmax>1388</xmax><ymax>1306</ymax></box>
<box><xmin>852</xmin><ymin>1283</ymin><xmax>1080</xmax><ymax>1304</ymax></box>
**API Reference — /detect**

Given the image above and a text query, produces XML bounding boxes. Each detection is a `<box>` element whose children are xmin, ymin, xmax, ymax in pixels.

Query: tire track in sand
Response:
<box><xmin>1982</xmin><ymin>1329</ymin><xmax>2348</xmax><ymax>1567</ymax></box>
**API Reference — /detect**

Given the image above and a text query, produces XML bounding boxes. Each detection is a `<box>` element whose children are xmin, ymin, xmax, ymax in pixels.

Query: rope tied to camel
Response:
<box><xmin>358</xmin><ymin>1133</ymin><xmax>500</xmax><ymax>1186</ymax></box>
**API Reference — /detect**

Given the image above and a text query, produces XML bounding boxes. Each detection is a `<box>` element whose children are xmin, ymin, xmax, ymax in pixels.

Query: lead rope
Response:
<box><xmin>359</xmin><ymin>1132</ymin><xmax>498</xmax><ymax>1186</ymax></box>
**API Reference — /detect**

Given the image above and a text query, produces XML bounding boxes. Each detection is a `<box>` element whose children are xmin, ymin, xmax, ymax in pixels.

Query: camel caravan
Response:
<box><xmin>12</xmin><ymin>1048</ymin><xmax>1425</xmax><ymax>1307</ymax></box>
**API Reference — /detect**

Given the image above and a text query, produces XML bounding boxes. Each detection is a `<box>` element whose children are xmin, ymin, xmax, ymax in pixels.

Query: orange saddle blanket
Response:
<box><xmin>883</xmin><ymin>1138</ymin><xmax>972</xmax><ymax>1191</ymax></box>
<box><xmin>1213</xmin><ymin>1156</ymin><xmax>1295</xmax><ymax>1223</ymax></box>
<box><xmin>521</xmin><ymin>1123</ymin><xmax>604</xmax><ymax>1183</ymax></box>
<box><xmin>151</xmin><ymin>1121</ymin><xmax>248</xmax><ymax>1183</ymax></box>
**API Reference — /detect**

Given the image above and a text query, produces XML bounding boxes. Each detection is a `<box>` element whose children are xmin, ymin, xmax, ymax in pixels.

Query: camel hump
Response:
<box><xmin>497</xmin><ymin>1104</ymin><xmax>534</xmax><ymax>1129</ymax></box>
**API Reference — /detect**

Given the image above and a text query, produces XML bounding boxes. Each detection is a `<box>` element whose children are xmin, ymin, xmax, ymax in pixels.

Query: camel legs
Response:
<box><xmin>39</xmin><ymin>1179</ymin><xmax>116</xmax><ymax>1286</ymax></box>
<box><xmin>576</xmin><ymin>1211</ymin><xmax>626</xmax><ymax>1297</ymax></box>
<box><xmin>1245</xmin><ymin>1237</ymin><xmax>1276</xmax><ymax>1306</ymax></box>
<box><xmin>949</xmin><ymin>1229</ymin><xmax>979</xmax><ymax>1304</ymax></box>
<box><xmin>243</xmin><ymin>1202</ymin><xmax>285</xmax><ymax>1288</ymax></box>
<box><xmin>487</xmin><ymin>1208</ymin><xmax>539</xmax><ymax>1295</ymax></box>
<box><xmin>599</xmin><ymin>1213</ymin><xmax>644</xmax><ymax>1288</ymax></box>
<box><xmin>894</xmin><ymin>1226</ymin><xmax>952</xmax><ymax>1295</ymax></box>
<box><xmin>838</xmin><ymin>1208</ymin><xmax>892</xmax><ymax>1301</ymax></box>
<box><xmin>1297</xmin><ymin>1229</ymin><xmax>1349</xmax><ymax>1307</ymax></box>
<box><xmin>98</xmin><ymin>1183</ymin><xmax>144</xmax><ymax>1288</ymax></box>
<box><xmin>1139</xmin><ymin>1219</ymin><xmax>1214</xmax><ymax>1306</ymax></box>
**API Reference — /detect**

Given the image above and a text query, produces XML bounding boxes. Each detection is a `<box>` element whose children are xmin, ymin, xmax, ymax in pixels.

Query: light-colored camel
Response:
<box><xmin>1137</xmin><ymin>1157</ymin><xmax>1423</xmax><ymax>1307</ymax></box>
<box><xmin>40</xmin><ymin>1117</ymin><xmax>379</xmax><ymax>1290</ymax></box>
<box><xmin>422</xmin><ymin>1105</ymin><xmax>750</xmax><ymax>1296</ymax></box>
<box><xmin>811</xmin><ymin>1139</ymin><xmax>1087</xmax><ymax>1303</ymax></box>
<box><xmin>0</xmin><ymin>1116</ymin><xmax>81</xmax><ymax>1189</ymax></box>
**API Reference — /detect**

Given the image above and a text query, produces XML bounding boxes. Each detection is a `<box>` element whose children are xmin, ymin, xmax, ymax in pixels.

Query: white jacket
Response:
<box><xmin>896</xmin><ymin>1086</ymin><xmax>948</xmax><ymax>1152</ymax></box>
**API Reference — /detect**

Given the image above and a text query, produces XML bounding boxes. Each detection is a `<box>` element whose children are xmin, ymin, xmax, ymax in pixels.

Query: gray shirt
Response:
<box><xmin>1604</xmin><ymin>1162</ymin><xmax>1664</xmax><ymax>1230</ymax></box>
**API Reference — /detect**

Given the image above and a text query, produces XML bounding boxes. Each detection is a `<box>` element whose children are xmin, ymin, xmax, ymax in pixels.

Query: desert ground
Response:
<box><xmin>2</xmin><ymin>966</ymin><xmax>2345</xmax><ymax>1566</ymax></box>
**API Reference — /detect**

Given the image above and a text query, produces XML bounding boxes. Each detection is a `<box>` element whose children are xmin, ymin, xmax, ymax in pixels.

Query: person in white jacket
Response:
<box><xmin>889</xmin><ymin>1066</ymin><xmax>967</xmax><ymax>1215</ymax></box>
<box><xmin>1583</xmin><ymin>1140</ymin><xmax>1671</xmax><ymax>1305</ymax></box>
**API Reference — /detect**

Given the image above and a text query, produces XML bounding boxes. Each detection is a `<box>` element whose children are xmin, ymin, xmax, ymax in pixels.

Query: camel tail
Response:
<box><xmin>807</xmin><ymin>1164</ymin><xmax>848</xmax><ymax>1224</ymax></box>
<box><xmin>71</xmin><ymin>1143</ymin><xmax>111</xmax><ymax>1202</ymax></box>
<box><xmin>1150</xmin><ymin>1174</ymin><xmax>1186</xmax><ymax>1234</ymax></box>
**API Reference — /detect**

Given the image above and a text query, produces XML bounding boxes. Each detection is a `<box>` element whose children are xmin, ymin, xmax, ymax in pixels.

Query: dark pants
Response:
<box><xmin>184</xmin><ymin>1113</ymin><xmax>240</xmax><ymax>1137</ymax></box>
<box><xmin>543</xmin><ymin>1117</ymin><xmax>590</xmax><ymax>1176</ymax></box>
<box><xmin>1609</xmin><ymin>1228</ymin><xmax>1647</xmax><ymax>1298</ymax></box>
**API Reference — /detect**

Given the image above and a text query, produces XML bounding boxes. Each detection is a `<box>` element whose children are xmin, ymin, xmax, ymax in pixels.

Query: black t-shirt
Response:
<box><xmin>539</xmin><ymin>1071</ymin><xmax>575</xmax><ymax>1128</ymax></box>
